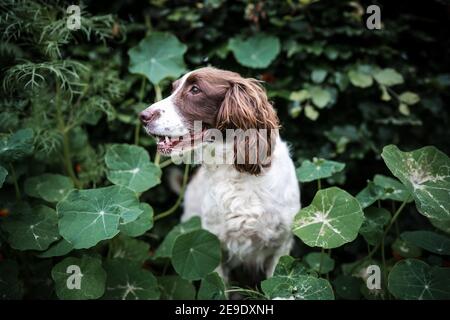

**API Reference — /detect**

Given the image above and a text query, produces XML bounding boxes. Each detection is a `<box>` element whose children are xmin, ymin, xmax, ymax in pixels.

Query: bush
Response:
<box><xmin>0</xmin><ymin>0</ymin><xmax>449</xmax><ymax>300</ymax></box>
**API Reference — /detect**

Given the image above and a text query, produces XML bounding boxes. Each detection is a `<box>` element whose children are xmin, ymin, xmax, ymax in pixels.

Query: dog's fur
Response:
<box><xmin>140</xmin><ymin>67</ymin><xmax>300</xmax><ymax>280</ymax></box>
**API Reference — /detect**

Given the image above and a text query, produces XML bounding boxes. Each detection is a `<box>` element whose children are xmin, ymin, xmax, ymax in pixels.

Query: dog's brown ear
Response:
<box><xmin>216</xmin><ymin>77</ymin><xmax>279</xmax><ymax>175</ymax></box>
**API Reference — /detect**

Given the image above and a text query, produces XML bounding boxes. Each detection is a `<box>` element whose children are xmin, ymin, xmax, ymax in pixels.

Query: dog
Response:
<box><xmin>140</xmin><ymin>67</ymin><xmax>300</xmax><ymax>280</ymax></box>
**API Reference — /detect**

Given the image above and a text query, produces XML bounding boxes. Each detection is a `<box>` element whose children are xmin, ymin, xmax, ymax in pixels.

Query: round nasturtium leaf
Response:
<box><xmin>296</xmin><ymin>158</ymin><xmax>345</xmax><ymax>183</ymax></box>
<box><xmin>119</xmin><ymin>203</ymin><xmax>154</xmax><ymax>237</ymax></box>
<box><xmin>264</xmin><ymin>275</ymin><xmax>334</xmax><ymax>300</ymax></box>
<box><xmin>153</xmin><ymin>216</ymin><xmax>202</xmax><ymax>259</ymax></box>
<box><xmin>293</xmin><ymin>187</ymin><xmax>364</xmax><ymax>249</ymax></box>
<box><xmin>2</xmin><ymin>205</ymin><xmax>59</xmax><ymax>251</ymax></box>
<box><xmin>381</xmin><ymin>145</ymin><xmax>450</xmax><ymax>221</ymax></box>
<box><xmin>304</xmin><ymin>252</ymin><xmax>335</xmax><ymax>274</ymax></box>
<box><xmin>359</xmin><ymin>207</ymin><xmax>391</xmax><ymax>246</ymax></box>
<box><xmin>0</xmin><ymin>165</ymin><xmax>7</xmax><ymax>188</ymax></box>
<box><xmin>103</xmin><ymin>259</ymin><xmax>160</xmax><ymax>300</ymax></box>
<box><xmin>401</xmin><ymin>231</ymin><xmax>450</xmax><ymax>256</ymax></box>
<box><xmin>105</xmin><ymin>144</ymin><xmax>161</xmax><ymax>193</ymax></box>
<box><xmin>198</xmin><ymin>272</ymin><xmax>226</xmax><ymax>300</ymax></box>
<box><xmin>171</xmin><ymin>229</ymin><xmax>221</xmax><ymax>280</ymax></box>
<box><xmin>0</xmin><ymin>128</ymin><xmax>34</xmax><ymax>163</ymax></box>
<box><xmin>228</xmin><ymin>34</ymin><xmax>280</xmax><ymax>69</ymax></box>
<box><xmin>0</xmin><ymin>260</ymin><xmax>24</xmax><ymax>299</ymax></box>
<box><xmin>24</xmin><ymin>174</ymin><xmax>74</xmax><ymax>202</ymax></box>
<box><xmin>392</xmin><ymin>238</ymin><xmax>422</xmax><ymax>258</ymax></box>
<box><xmin>110</xmin><ymin>235</ymin><xmax>150</xmax><ymax>264</ymax></box>
<box><xmin>38</xmin><ymin>239</ymin><xmax>73</xmax><ymax>258</ymax></box>
<box><xmin>51</xmin><ymin>256</ymin><xmax>106</xmax><ymax>300</ymax></box>
<box><xmin>388</xmin><ymin>259</ymin><xmax>450</xmax><ymax>300</ymax></box>
<box><xmin>430</xmin><ymin>217</ymin><xmax>450</xmax><ymax>234</ymax></box>
<box><xmin>356</xmin><ymin>181</ymin><xmax>385</xmax><ymax>208</ymax></box>
<box><xmin>158</xmin><ymin>275</ymin><xmax>196</xmax><ymax>300</ymax></box>
<box><xmin>333</xmin><ymin>275</ymin><xmax>362</xmax><ymax>300</ymax></box>
<box><xmin>128</xmin><ymin>32</ymin><xmax>187</xmax><ymax>85</ymax></box>
<box><xmin>57</xmin><ymin>186</ymin><xmax>142</xmax><ymax>249</ymax></box>
<box><xmin>373</xmin><ymin>174</ymin><xmax>412</xmax><ymax>203</ymax></box>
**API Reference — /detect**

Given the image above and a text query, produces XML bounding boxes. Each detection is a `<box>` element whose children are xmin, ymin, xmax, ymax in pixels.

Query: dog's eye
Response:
<box><xmin>190</xmin><ymin>85</ymin><xmax>201</xmax><ymax>95</ymax></box>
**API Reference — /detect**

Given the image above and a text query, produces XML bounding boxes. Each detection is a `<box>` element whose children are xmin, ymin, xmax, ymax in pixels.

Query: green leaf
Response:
<box><xmin>401</xmin><ymin>231</ymin><xmax>450</xmax><ymax>255</ymax></box>
<box><xmin>24</xmin><ymin>174</ymin><xmax>74</xmax><ymax>202</ymax></box>
<box><xmin>128</xmin><ymin>32</ymin><xmax>187</xmax><ymax>85</ymax></box>
<box><xmin>392</xmin><ymin>238</ymin><xmax>422</xmax><ymax>258</ymax></box>
<box><xmin>289</xmin><ymin>89</ymin><xmax>309</xmax><ymax>102</ymax></box>
<box><xmin>38</xmin><ymin>239</ymin><xmax>73</xmax><ymax>258</ymax></box>
<box><xmin>228</xmin><ymin>34</ymin><xmax>280</xmax><ymax>68</ymax></box>
<box><xmin>158</xmin><ymin>275</ymin><xmax>196</xmax><ymax>300</ymax></box>
<box><xmin>373</xmin><ymin>68</ymin><xmax>404</xmax><ymax>86</ymax></box>
<box><xmin>430</xmin><ymin>217</ymin><xmax>450</xmax><ymax>234</ymax></box>
<box><xmin>0</xmin><ymin>165</ymin><xmax>7</xmax><ymax>188</ymax></box>
<box><xmin>198</xmin><ymin>272</ymin><xmax>226</xmax><ymax>300</ymax></box>
<box><xmin>399</xmin><ymin>92</ymin><xmax>420</xmax><ymax>105</ymax></box>
<box><xmin>2</xmin><ymin>205</ymin><xmax>59</xmax><ymax>251</ymax></box>
<box><xmin>119</xmin><ymin>203</ymin><xmax>154</xmax><ymax>237</ymax></box>
<box><xmin>171</xmin><ymin>229</ymin><xmax>221</xmax><ymax>280</ymax></box>
<box><xmin>57</xmin><ymin>186</ymin><xmax>142</xmax><ymax>249</ymax></box>
<box><xmin>293</xmin><ymin>187</ymin><xmax>364</xmax><ymax>249</ymax></box>
<box><xmin>311</xmin><ymin>69</ymin><xmax>328</xmax><ymax>84</ymax></box>
<box><xmin>153</xmin><ymin>216</ymin><xmax>202</xmax><ymax>259</ymax></box>
<box><xmin>273</xmin><ymin>255</ymin><xmax>309</xmax><ymax>278</ymax></box>
<box><xmin>296</xmin><ymin>157</ymin><xmax>345</xmax><ymax>182</ymax></box>
<box><xmin>388</xmin><ymin>259</ymin><xmax>450</xmax><ymax>300</ymax></box>
<box><xmin>359</xmin><ymin>207</ymin><xmax>391</xmax><ymax>246</ymax></box>
<box><xmin>0</xmin><ymin>260</ymin><xmax>24</xmax><ymax>299</ymax></box>
<box><xmin>110</xmin><ymin>235</ymin><xmax>150</xmax><ymax>263</ymax></box>
<box><xmin>103</xmin><ymin>259</ymin><xmax>160</xmax><ymax>300</ymax></box>
<box><xmin>304</xmin><ymin>104</ymin><xmax>319</xmax><ymax>120</ymax></box>
<box><xmin>348</xmin><ymin>70</ymin><xmax>373</xmax><ymax>88</ymax></box>
<box><xmin>263</xmin><ymin>275</ymin><xmax>334</xmax><ymax>300</ymax></box>
<box><xmin>381</xmin><ymin>145</ymin><xmax>450</xmax><ymax>221</ymax></box>
<box><xmin>105</xmin><ymin>144</ymin><xmax>161</xmax><ymax>192</ymax></box>
<box><xmin>373</xmin><ymin>174</ymin><xmax>412</xmax><ymax>202</ymax></box>
<box><xmin>309</xmin><ymin>86</ymin><xmax>331</xmax><ymax>108</ymax></box>
<box><xmin>0</xmin><ymin>128</ymin><xmax>34</xmax><ymax>163</ymax></box>
<box><xmin>333</xmin><ymin>275</ymin><xmax>361</xmax><ymax>300</ymax></box>
<box><xmin>304</xmin><ymin>252</ymin><xmax>335</xmax><ymax>274</ymax></box>
<box><xmin>356</xmin><ymin>181</ymin><xmax>385</xmax><ymax>208</ymax></box>
<box><xmin>51</xmin><ymin>256</ymin><xmax>106</xmax><ymax>300</ymax></box>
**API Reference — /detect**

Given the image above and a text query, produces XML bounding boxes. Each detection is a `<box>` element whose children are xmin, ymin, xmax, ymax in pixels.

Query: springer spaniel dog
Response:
<box><xmin>140</xmin><ymin>67</ymin><xmax>300</xmax><ymax>280</ymax></box>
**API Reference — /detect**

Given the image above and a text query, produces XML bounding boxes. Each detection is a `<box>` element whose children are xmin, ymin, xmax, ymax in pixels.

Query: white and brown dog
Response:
<box><xmin>140</xmin><ymin>67</ymin><xmax>300</xmax><ymax>280</ymax></box>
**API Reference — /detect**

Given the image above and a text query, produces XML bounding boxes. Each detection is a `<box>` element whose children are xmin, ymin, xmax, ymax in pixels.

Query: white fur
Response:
<box><xmin>182</xmin><ymin>137</ymin><xmax>301</xmax><ymax>279</ymax></box>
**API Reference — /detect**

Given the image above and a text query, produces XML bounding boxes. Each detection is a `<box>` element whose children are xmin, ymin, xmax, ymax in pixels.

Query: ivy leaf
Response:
<box><xmin>388</xmin><ymin>259</ymin><xmax>450</xmax><ymax>300</ymax></box>
<box><xmin>158</xmin><ymin>275</ymin><xmax>196</xmax><ymax>300</ymax></box>
<box><xmin>0</xmin><ymin>128</ymin><xmax>34</xmax><ymax>163</ymax></box>
<box><xmin>105</xmin><ymin>144</ymin><xmax>161</xmax><ymax>193</ymax></box>
<box><xmin>293</xmin><ymin>187</ymin><xmax>364</xmax><ymax>249</ymax></box>
<box><xmin>197</xmin><ymin>272</ymin><xmax>226</xmax><ymax>300</ymax></box>
<box><xmin>57</xmin><ymin>186</ymin><xmax>142</xmax><ymax>249</ymax></box>
<box><xmin>119</xmin><ymin>203</ymin><xmax>154</xmax><ymax>237</ymax></box>
<box><xmin>264</xmin><ymin>275</ymin><xmax>334</xmax><ymax>300</ymax></box>
<box><xmin>296</xmin><ymin>158</ymin><xmax>345</xmax><ymax>183</ymax></box>
<box><xmin>304</xmin><ymin>252</ymin><xmax>335</xmax><ymax>274</ymax></box>
<box><xmin>356</xmin><ymin>181</ymin><xmax>385</xmax><ymax>208</ymax></box>
<box><xmin>381</xmin><ymin>145</ymin><xmax>450</xmax><ymax>221</ymax></box>
<box><xmin>228</xmin><ymin>34</ymin><xmax>280</xmax><ymax>68</ymax></box>
<box><xmin>0</xmin><ymin>260</ymin><xmax>24</xmax><ymax>299</ymax></box>
<box><xmin>51</xmin><ymin>255</ymin><xmax>106</xmax><ymax>300</ymax></box>
<box><xmin>1</xmin><ymin>205</ymin><xmax>59</xmax><ymax>251</ymax></box>
<box><xmin>401</xmin><ymin>231</ymin><xmax>450</xmax><ymax>255</ymax></box>
<box><xmin>110</xmin><ymin>235</ymin><xmax>150</xmax><ymax>264</ymax></box>
<box><xmin>128</xmin><ymin>32</ymin><xmax>187</xmax><ymax>85</ymax></box>
<box><xmin>103</xmin><ymin>259</ymin><xmax>160</xmax><ymax>300</ymax></box>
<box><xmin>348</xmin><ymin>70</ymin><xmax>373</xmax><ymax>88</ymax></box>
<box><xmin>399</xmin><ymin>92</ymin><xmax>420</xmax><ymax>105</ymax></box>
<box><xmin>171</xmin><ymin>229</ymin><xmax>221</xmax><ymax>280</ymax></box>
<box><xmin>373</xmin><ymin>174</ymin><xmax>412</xmax><ymax>203</ymax></box>
<box><xmin>373</xmin><ymin>68</ymin><xmax>404</xmax><ymax>86</ymax></box>
<box><xmin>309</xmin><ymin>86</ymin><xmax>331</xmax><ymax>109</ymax></box>
<box><xmin>153</xmin><ymin>216</ymin><xmax>202</xmax><ymax>259</ymax></box>
<box><xmin>38</xmin><ymin>239</ymin><xmax>73</xmax><ymax>258</ymax></box>
<box><xmin>24</xmin><ymin>174</ymin><xmax>74</xmax><ymax>202</ymax></box>
<box><xmin>0</xmin><ymin>165</ymin><xmax>7</xmax><ymax>188</ymax></box>
<box><xmin>359</xmin><ymin>207</ymin><xmax>391</xmax><ymax>246</ymax></box>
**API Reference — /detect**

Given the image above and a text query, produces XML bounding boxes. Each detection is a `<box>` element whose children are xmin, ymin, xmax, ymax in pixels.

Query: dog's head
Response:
<box><xmin>140</xmin><ymin>67</ymin><xmax>279</xmax><ymax>175</ymax></box>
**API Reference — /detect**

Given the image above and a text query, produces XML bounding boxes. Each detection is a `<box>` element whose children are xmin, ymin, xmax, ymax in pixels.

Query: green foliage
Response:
<box><xmin>1</xmin><ymin>0</ymin><xmax>449</xmax><ymax>301</ymax></box>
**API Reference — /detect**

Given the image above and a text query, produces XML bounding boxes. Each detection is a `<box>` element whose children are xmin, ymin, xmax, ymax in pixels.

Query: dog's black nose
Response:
<box><xmin>140</xmin><ymin>109</ymin><xmax>160</xmax><ymax>124</ymax></box>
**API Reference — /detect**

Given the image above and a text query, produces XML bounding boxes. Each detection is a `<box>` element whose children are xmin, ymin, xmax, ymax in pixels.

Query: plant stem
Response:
<box><xmin>319</xmin><ymin>247</ymin><xmax>325</xmax><ymax>274</ymax></box>
<box><xmin>159</xmin><ymin>158</ymin><xmax>173</xmax><ymax>169</ymax></box>
<box><xmin>9</xmin><ymin>164</ymin><xmax>21</xmax><ymax>201</ymax></box>
<box><xmin>317</xmin><ymin>178</ymin><xmax>322</xmax><ymax>190</ymax></box>
<box><xmin>154</xmin><ymin>163</ymin><xmax>190</xmax><ymax>221</ymax></box>
<box><xmin>134</xmin><ymin>77</ymin><xmax>148</xmax><ymax>145</ymax></box>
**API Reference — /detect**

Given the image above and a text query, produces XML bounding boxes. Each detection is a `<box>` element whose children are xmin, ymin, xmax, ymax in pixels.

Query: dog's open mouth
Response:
<box><xmin>151</xmin><ymin>129</ymin><xmax>210</xmax><ymax>155</ymax></box>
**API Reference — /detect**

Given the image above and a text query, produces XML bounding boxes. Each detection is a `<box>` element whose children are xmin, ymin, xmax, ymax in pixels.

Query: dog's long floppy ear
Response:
<box><xmin>216</xmin><ymin>77</ymin><xmax>279</xmax><ymax>175</ymax></box>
